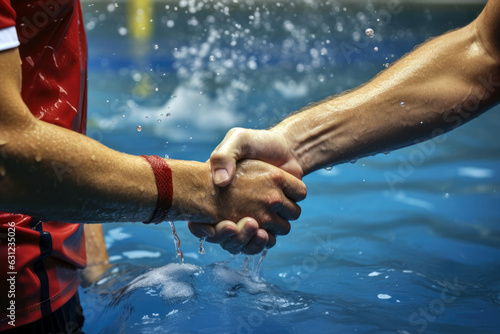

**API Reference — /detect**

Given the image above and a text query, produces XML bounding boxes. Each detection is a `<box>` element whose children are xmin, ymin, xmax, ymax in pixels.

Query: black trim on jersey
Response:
<box><xmin>30</xmin><ymin>219</ymin><xmax>53</xmax><ymax>318</ymax></box>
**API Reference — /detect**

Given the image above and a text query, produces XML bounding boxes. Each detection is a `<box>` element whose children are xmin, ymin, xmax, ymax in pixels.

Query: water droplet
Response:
<box><xmin>153</xmin><ymin>44</ymin><xmax>159</xmax><ymax>50</ymax></box>
<box><xmin>374</xmin><ymin>47</ymin><xmax>379</xmax><ymax>52</ymax></box>
<box><xmin>198</xmin><ymin>237</ymin><xmax>206</xmax><ymax>254</ymax></box>
<box><xmin>401</xmin><ymin>102</ymin><xmax>405</xmax><ymax>107</ymax></box>
<box><xmin>106</xmin><ymin>3</ymin><xmax>116</xmax><ymax>12</ymax></box>
<box><xmin>35</xmin><ymin>152</ymin><xmax>42</xmax><ymax>162</ymax></box>
<box><xmin>166</xmin><ymin>113</ymin><xmax>171</xmax><ymax>117</ymax></box>
<box><xmin>253</xmin><ymin>249</ymin><xmax>268</xmax><ymax>278</ymax></box>
<box><xmin>118</xmin><ymin>27</ymin><xmax>127</xmax><ymax>36</ymax></box>
<box><xmin>91</xmin><ymin>155</ymin><xmax>96</xmax><ymax>161</ymax></box>
<box><xmin>137</xmin><ymin>125</ymin><xmax>142</xmax><ymax>132</ymax></box>
<box><xmin>365</xmin><ymin>28</ymin><xmax>374</xmax><ymax>38</ymax></box>
<box><xmin>169</xmin><ymin>221</ymin><xmax>184</xmax><ymax>264</ymax></box>
<box><xmin>350</xmin><ymin>159</ymin><xmax>357</xmax><ymax>164</ymax></box>
<box><xmin>324</xmin><ymin>166</ymin><xmax>333</xmax><ymax>172</ymax></box>
<box><xmin>209</xmin><ymin>55</ymin><xmax>215</xmax><ymax>61</ymax></box>
<box><xmin>157</xmin><ymin>119</ymin><xmax>161</xmax><ymax>123</ymax></box>
<box><xmin>164</xmin><ymin>153</ymin><xmax>169</xmax><ymax>159</ymax></box>
<box><xmin>444</xmin><ymin>193</ymin><xmax>449</xmax><ymax>199</ymax></box>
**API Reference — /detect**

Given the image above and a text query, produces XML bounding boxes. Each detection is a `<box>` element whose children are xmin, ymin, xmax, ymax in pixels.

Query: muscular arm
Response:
<box><xmin>0</xmin><ymin>48</ymin><xmax>305</xmax><ymax>233</ymax></box>
<box><xmin>210</xmin><ymin>0</ymin><xmax>500</xmax><ymax>180</ymax></box>
<box><xmin>276</xmin><ymin>3</ymin><xmax>500</xmax><ymax>174</ymax></box>
<box><xmin>0</xmin><ymin>49</ymin><xmax>157</xmax><ymax>222</ymax></box>
<box><xmin>190</xmin><ymin>1</ymin><xmax>500</xmax><ymax>249</ymax></box>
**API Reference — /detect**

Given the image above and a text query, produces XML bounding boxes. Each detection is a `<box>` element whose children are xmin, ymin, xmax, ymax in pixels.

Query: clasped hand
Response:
<box><xmin>188</xmin><ymin>128</ymin><xmax>305</xmax><ymax>255</ymax></box>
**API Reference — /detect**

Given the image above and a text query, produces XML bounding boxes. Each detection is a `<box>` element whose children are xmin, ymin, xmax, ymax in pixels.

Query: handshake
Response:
<box><xmin>166</xmin><ymin>127</ymin><xmax>308</xmax><ymax>256</ymax></box>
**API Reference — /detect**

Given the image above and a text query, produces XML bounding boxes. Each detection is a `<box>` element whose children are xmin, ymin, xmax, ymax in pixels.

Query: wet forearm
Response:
<box><xmin>274</xmin><ymin>21</ymin><xmax>500</xmax><ymax>175</ymax></box>
<box><xmin>0</xmin><ymin>115</ymin><xmax>159</xmax><ymax>222</ymax></box>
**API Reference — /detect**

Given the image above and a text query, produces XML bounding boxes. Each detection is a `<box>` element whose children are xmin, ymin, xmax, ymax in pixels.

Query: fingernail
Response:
<box><xmin>214</xmin><ymin>168</ymin><xmax>229</xmax><ymax>185</ymax></box>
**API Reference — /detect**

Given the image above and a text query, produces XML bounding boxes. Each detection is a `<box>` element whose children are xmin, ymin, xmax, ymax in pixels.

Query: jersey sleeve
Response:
<box><xmin>0</xmin><ymin>0</ymin><xmax>19</xmax><ymax>51</ymax></box>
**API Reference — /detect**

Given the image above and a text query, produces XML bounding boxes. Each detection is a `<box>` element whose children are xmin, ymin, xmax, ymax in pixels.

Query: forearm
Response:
<box><xmin>0</xmin><ymin>113</ymin><xmax>159</xmax><ymax>222</ymax></box>
<box><xmin>0</xmin><ymin>47</ymin><xmax>221</xmax><ymax>224</ymax></box>
<box><xmin>275</xmin><ymin>21</ymin><xmax>500</xmax><ymax>175</ymax></box>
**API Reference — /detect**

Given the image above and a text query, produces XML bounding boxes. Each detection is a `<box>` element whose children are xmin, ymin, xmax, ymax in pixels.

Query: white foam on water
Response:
<box><xmin>457</xmin><ymin>167</ymin><xmax>493</xmax><ymax>179</ymax></box>
<box><xmin>273</xmin><ymin>80</ymin><xmax>309</xmax><ymax>99</ymax></box>
<box><xmin>368</xmin><ymin>271</ymin><xmax>382</xmax><ymax>277</ymax></box>
<box><xmin>212</xmin><ymin>263</ymin><xmax>268</xmax><ymax>294</ymax></box>
<box><xmin>394</xmin><ymin>192</ymin><xmax>433</xmax><ymax>210</ymax></box>
<box><xmin>183</xmin><ymin>252</ymin><xmax>200</xmax><ymax>260</ymax></box>
<box><xmin>96</xmin><ymin>277</ymin><xmax>111</xmax><ymax>286</ymax></box>
<box><xmin>114</xmin><ymin>83</ymin><xmax>242</xmax><ymax>141</ymax></box>
<box><xmin>377</xmin><ymin>294</ymin><xmax>392</xmax><ymax>300</ymax></box>
<box><xmin>105</xmin><ymin>227</ymin><xmax>132</xmax><ymax>248</ymax></box>
<box><xmin>125</xmin><ymin>263</ymin><xmax>202</xmax><ymax>300</ymax></box>
<box><xmin>122</xmin><ymin>250</ymin><xmax>161</xmax><ymax>259</ymax></box>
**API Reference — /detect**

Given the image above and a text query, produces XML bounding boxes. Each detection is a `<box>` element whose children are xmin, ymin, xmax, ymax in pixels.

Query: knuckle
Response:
<box><xmin>267</xmin><ymin>191</ymin><xmax>283</xmax><ymax>207</ymax></box>
<box><xmin>270</xmin><ymin>169</ymin><xmax>285</xmax><ymax>184</ymax></box>
<box><xmin>259</xmin><ymin>214</ymin><xmax>273</xmax><ymax>227</ymax></box>
<box><xmin>228</xmin><ymin>127</ymin><xmax>248</xmax><ymax>141</ymax></box>
<box><xmin>209</xmin><ymin>150</ymin><xmax>226</xmax><ymax>164</ymax></box>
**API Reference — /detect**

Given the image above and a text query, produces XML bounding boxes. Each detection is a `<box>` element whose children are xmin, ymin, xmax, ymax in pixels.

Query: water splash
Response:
<box><xmin>198</xmin><ymin>237</ymin><xmax>206</xmax><ymax>254</ymax></box>
<box><xmin>168</xmin><ymin>221</ymin><xmax>184</xmax><ymax>263</ymax></box>
<box><xmin>365</xmin><ymin>28</ymin><xmax>375</xmax><ymax>38</ymax></box>
<box><xmin>254</xmin><ymin>249</ymin><xmax>268</xmax><ymax>279</ymax></box>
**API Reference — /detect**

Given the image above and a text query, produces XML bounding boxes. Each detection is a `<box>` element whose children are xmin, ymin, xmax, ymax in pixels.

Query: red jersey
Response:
<box><xmin>0</xmin><ymin>0</ymin><xmax>88</xmax><ymax>330</ymax></box>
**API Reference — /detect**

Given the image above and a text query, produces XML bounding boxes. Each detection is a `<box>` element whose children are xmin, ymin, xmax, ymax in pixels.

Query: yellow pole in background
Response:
<box><xmin>129</xmin><ymin>0</ymin><xmax>153</xmax><ymax>40</ymax></box>
<box><xmin>128</xmin><ymin>0</ymin><xmax>155</xmax><ymax>100</ymax></box>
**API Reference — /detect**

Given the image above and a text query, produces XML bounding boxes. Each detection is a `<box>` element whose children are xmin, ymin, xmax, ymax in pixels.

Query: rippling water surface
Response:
<box><xmin>80</xmin><ymin>1</ymin><xmax>499</xmax><ymax>333</ymax></box>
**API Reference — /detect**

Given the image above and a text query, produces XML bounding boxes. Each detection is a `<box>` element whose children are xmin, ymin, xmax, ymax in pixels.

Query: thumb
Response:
<box><xmin>210</xmin><ymin>128</ymin><xmax>249</xmax><ymax>187</ymax></box>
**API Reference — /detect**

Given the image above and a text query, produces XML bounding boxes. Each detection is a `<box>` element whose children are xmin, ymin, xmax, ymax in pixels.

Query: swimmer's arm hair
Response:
<box><xmin>208</xmin><ymin>0</ymin><xmax>500</xmax><ymax>184</ymax></box>
<box><xmin>0</xmin><ymin>47</ymin><xmax>305</xmax><ymax>231</ymax></box>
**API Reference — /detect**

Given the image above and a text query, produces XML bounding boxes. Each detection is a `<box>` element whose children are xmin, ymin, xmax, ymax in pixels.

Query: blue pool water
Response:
<box><xmin>79</xmin><ymin>1</ymin><xmax>499</xmax><ymax>333</ymax></box>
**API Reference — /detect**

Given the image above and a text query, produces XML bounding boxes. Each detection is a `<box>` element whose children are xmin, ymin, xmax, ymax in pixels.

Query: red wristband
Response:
<box><xmin>141</xmin><ymin>155</ymin><xmax>173</xmax><ymax>224</ymax></box>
